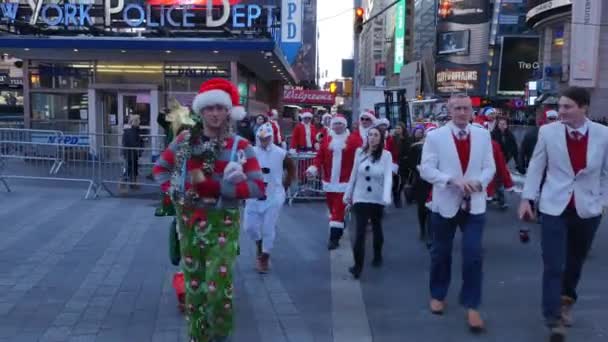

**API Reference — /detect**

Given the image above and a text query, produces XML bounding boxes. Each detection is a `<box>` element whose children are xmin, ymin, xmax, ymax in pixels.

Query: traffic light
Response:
<box><xmin>329</xmin><ymin>81</ymin><xmax>338</xmax><ymax>95</ymax></box>
<box><xmin>354</xmin><ymin>7</ymin><xmax>364</xmax><ymax>34</ymax></box>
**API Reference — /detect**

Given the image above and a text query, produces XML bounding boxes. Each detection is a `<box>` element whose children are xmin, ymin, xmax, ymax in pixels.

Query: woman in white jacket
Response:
<box><xmin>343</xmin><ymin>126</ymin><xmax>393</xmax><ymax>279</ymax></box>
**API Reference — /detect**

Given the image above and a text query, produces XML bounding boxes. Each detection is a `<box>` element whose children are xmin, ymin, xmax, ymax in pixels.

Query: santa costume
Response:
<box><xmin>244</xmin><ymin>123</ymin><xmax>294</xmax><ymax>273</ymax></box>
<box><xmin>306</xmin><ymin>114</ymin><xmax>355</xmax><ymax>250</ymax></box>
<box><xmin>345</xmin><ymin>111</ymin><xmax>377</xmax><ymax>151</ymax></box>
<box><xmin>268</xmin><ymin>109</ymin><xmax>286</xmax><ymax>148</ymax></box>
<box><xmin>290</xmin><ymin>111</ymin><xmax>317</xmax><ymax>152</ymax></box>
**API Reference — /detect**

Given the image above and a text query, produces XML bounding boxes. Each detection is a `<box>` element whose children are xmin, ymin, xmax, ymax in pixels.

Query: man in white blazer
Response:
<box><xmin>519</xmin><ymin>87</ymin><xmax>608</xmax><ymax>342</ymax></box>
<box><xmin>420</xmin><ymin>94</ymin><xmax>496</xmax><ymax>333</ymax></box>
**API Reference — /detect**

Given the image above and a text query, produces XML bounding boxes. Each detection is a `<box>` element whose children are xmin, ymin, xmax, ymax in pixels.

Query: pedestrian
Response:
<box><xmin>392</xmin><ymin>122</ymin><xmax>411</xmax><ymax>208</ymax></box>
<box><xmin>236</xmin><ymin>116</ymin><xmax>255</xmax><ymax>143</ymax></box>
<box><xmin>289</xmin><ymin>111</ymin><xmax>317</xmax><ymax>152</ymax></box>
<box><xmin>474</xmin><ymin>123</ymin><xmax>514</xmax><ymax>209</ymax></box>
<box><xmin>491</xmin><ymin>117</ymin><xmax>518</xmax><ymax>164</ymax></box>
<box><xmin>420</xmin><ymin>94</ymin><xmax>496</xmax><ymax>332</ymax></box>
<box><xmin>345</xmin><ymin>111</ymin><xmax>377</xmax><ymax>150</ymax></box>
<box><xmin>306</xmin><ymin>114</ymin><xmax>354</xmax><ymax>250</ymax></box>
<box><xmin>267</xmin><ymin>109</ymin><xmax>286</xmax><ymax>148</ymax></box>
<box><xmin>343</xmin><ymin>126</ymin><xmax>393</xmax><ymax>279</ymax></box>
<box><xmin>244</xmin><ymin>123</ymin><xmax>295</xmax><ymax>273</ymax></box>
<box><xmin>121</xmin><ymin>115</ymin><xmax>143</xmax><ymax>191</ymax></box>
<box><xmin>517</xmin><ymin>109</ymin><xmax>557</xmax><ymax>174</ymax></box>
<box><xmin>408</xmin><ymin>123</ymin><xmax>436</xmax><ymax>240</ymax></box>
<box><xmin>251</xmin><ymin>114</ymin><xmax>268</xmax><ymax>144</ymax></box>
<box><xmin>153</xmin><ymin>78</ymin><xmax>265</xmax><ymax>342</ymax></box>
<box><xmin>519</xmin><ymin>87</ymin><xmax>608</xmax><ymax>342</ymax></box>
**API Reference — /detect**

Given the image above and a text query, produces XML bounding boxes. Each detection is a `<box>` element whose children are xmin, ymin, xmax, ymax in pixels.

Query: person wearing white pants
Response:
<box><xmin>244</xmin><ymin>123</ymin><xmax>295</xmax><ymax>273</ymax></box>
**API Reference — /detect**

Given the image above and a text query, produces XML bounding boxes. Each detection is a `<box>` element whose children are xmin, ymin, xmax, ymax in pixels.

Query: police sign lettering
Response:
<box><xmin>281</xmin><ymin>0</ymin><xmax>302</xmax><ymax>43</ymax></box>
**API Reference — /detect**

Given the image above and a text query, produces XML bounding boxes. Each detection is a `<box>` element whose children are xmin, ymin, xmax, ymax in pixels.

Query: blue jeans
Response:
<box><xmin>541</xmin><ymin>208</ymin><xmax>600</xmax><ymax>326</ymax></box>
<box><xmin>429</xmin><ymin>211</ymin><xmax>485</xmax><ymax>309</ymax></box>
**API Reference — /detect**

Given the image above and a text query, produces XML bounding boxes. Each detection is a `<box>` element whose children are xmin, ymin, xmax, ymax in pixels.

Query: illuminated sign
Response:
<box><xmin>436</xmin><ymin>66</ymin><xmax>481</xmax><ymax>94</ymax></box>
<box><xmin>393</xmin><ymin>0</ymin><xmax>406</xmax><ymax>74</ymax></box>
<box><xmin>281</xmin><ymin>0</ymin><xmax>302</xmax><ymax>43</ymax></box>
<box><xmin>0</xmin><ymin>0</ymin><xmax>275</xmax><ymax>29</ymax></box>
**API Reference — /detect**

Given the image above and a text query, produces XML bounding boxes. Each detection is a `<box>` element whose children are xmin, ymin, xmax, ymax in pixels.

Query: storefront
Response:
<box><xmin>0</xmin><ymin>0</ymin><xmax>299</xmax><ymax>137</ymax></box>
<box><xmin>526</xmin><ymin>0</ymin><xmax>608</xmax><ymax>118</ymax></box>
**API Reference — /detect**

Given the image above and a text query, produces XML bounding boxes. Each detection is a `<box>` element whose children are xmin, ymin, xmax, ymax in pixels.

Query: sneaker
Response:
<box><xmin>258</xmin><ymin>253</ymin><xmax>270</xmax><ymax>273</ymax></box>
<box><xmin>561</xmin><ymin>296</ymin><xmax>574</xmax><ymax>327</ymax></box>
<box><xmin>348</xmin><ymin>266</ymin><xmax>361</xmax><ymax>279</ymax></box>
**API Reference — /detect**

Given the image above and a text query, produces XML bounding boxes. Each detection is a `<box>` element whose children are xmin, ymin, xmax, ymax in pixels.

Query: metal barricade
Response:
<box><xmin>287</xmin><ymin>152</ymin><xmax>325</xmax><ymax>204</ymax></box>
<box><xmin>0</xmin><ymin>128</ymin><xmax>65</xmax><ymax>174</ymax></box>
<box><xmin>0</xmin><ymin>140</ymin><xmax>98</xmax><ymax>198</ymax></box>
<box><xmin>96</xmin><ymin>145</ymin><xmax>159</xmax><ymax>197</ymax></box>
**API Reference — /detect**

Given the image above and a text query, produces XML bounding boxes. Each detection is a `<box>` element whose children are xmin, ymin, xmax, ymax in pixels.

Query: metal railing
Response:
<box><xmin>287</xmin><ymin>152</ymin><xmax>325</xmax><ymax>204</ymax></box>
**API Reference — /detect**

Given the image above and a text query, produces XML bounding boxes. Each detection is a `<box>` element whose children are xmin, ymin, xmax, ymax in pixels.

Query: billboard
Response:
<box><xmin>498</xmin><ymin>36</ymin><xmax>540</xmax><ymax>94</ymax></box>
<box><xmin>437</xmin><ymin>0</ymin><xmax>490</xmax><ymax>24</ymax></box>
<box><xmin>437</xmin><ymin>30</ymin><xmax>470</xmax><ymax>55</ymax></box>
<box><xmin>436</xmin><ymin>64</ymin><xmax>483</xmax><ymax>95</ymax></box>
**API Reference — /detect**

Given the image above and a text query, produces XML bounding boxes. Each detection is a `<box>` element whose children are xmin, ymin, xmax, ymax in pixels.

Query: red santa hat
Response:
<box><xmin>300</xmin><ymin>111</ymin><xmax>313</xmax><ymax>119</ymax></box>
<box><xmin>322</xmin><ymin>113</ymin><xmax>333</xmax><ymax>121</ymax></box>
<box><xmin>330</xmin><ymin>113</ymin><xmax>347</xmax><ymax>126</ymax></box>
<box><xmin>191</xmin><ymin>78</ymin><xmax>246</xmax><ymax>121</ymax></box>
<box><xmin>360</xmin><ymin>111</ymin><xmax>376</xmax><ymax>121</ymax></box>
<box><xmin>270</xmin><ymin>109</ymin><xmax>279</xmax><ymax>119</ymax></box>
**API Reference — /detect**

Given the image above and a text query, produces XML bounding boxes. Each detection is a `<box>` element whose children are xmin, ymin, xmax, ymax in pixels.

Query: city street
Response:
<box><xmin>0</xmin><ymin>183</ymin><xmax>607</xmax><ymax>342</ymax></box>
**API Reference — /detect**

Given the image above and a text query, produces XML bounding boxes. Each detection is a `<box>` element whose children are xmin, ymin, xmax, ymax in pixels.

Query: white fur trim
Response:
<box><xmin>323</xmin><ymin>181</ymin><xmax>348</xmax><ymax>193</ymax></box>
<box><xmin>322</xmin><ymin>113</ymin><xmax>332</xmax><ymax>120</ymax></box>
<box><xmin>192</xmin><ymin>89</ymin><xmax>232</xmax><ymax>114</ymax></box>
<box><xmin>329</xmin><ymin>221</ymin><xmax>344</xmax><ymax>229</ymax></box>
<box><xmin>231</xmin><ymin>106</ymin><xmax>246</xmax><ymax>121</ymax></box>
<box><xmin>360</xmin><ymin>111</ymin><xmax>375</xmax><ymax>120</ymax></box>
<box><xmin>306</xmin><ymin>165</ymin><xmax>318</xmax><ymax>176</ymax></box>
<box><xmin>301</xmin><ymin>112</ymin><xmax>313</xmax><ymax>119</ymax></box>
<box><xmin>329</xmin><ymin>150</ymin><xmax>342</xmax><ymax>183</ymax></box>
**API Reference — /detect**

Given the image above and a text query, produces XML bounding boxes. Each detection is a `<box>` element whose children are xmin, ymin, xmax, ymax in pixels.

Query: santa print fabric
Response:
<box><xmin>177</xmin><ymin>206</ymin><xmax>239</xmax><ymax>342</ymax></box>
<box><xmin>566</xmin><ymin>129</ymin><xmax>588</xmax><ymax>208</ymax></box>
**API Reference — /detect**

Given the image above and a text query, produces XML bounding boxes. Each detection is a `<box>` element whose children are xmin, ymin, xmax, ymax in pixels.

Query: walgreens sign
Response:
<box><xmin>283</xmin><ymin>88</ymin><xmax>335</xmax><ymax>105</ymax></box>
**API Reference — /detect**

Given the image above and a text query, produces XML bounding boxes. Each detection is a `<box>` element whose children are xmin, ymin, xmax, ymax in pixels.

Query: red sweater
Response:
<box><xmin>453</xmin><ymin>134</ymin><xmax>471</xmax><ymax>173</ymax></box>
<box><xmin>153</xmin><ymin>132</ymin><xmax>265</xmax><ymax>200</ymax></box>
<box><xmin>566</xmin><ymin>129</ymin><xmax>588</xmax><ymax>208</ymax></box>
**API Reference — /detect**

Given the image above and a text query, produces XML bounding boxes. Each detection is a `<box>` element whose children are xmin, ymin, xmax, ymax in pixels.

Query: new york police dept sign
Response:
<box><xmin>0</xmin><ymin>0</ymin><xmax>277</xmax><ymax>29</ymax></box>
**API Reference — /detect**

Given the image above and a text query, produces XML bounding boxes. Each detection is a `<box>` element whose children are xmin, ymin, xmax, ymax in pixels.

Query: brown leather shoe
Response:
<box><xmin>429</xmin><ymin>299</ymin><xmax>445</xmax><ymax>315</ymax></box>
<box><xmin>466</xmin><ymin>309</ymin><xmax>485</xmax><ymax>333</ymax></box>
<box><xmin>560</xmin><ymin>296</ymin><xmax>574</xmax><ymax>327</ymax></box>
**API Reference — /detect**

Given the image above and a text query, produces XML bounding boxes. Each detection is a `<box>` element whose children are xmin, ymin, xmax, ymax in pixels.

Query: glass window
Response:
<box><xmin>30</xmin><ymin>93</ymin><xmax>88</xmax><ymax>131</ymax></box>
<box><xmin>164</xmin><ymin>63</ymin><xmax>230</xmax><ymax>93</ymax></box>
<box><xmin>29</xmin><ymin>61</ymin><xmax>93</xmax><ymax>89</ymax></box>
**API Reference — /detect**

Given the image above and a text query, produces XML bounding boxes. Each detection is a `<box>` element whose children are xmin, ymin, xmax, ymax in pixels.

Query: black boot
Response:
<box><xmin>372</xmin><ymin>250</ymin><xmax>383</xmax><ymax>267</ymax></box>
<box><xmin>255</xmin><ymin>240</ymin><xmax>263</xmax><ymax>257</ymax></box>
<box><xmin>327</xmin><ymin>228</ymin><xmax>343</xmax><ymax>250</ymax></box>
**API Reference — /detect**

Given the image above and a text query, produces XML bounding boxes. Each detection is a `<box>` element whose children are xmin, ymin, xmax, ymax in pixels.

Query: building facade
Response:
<box><xmin>526</xmin><ymin>0</ymin><xmax>608</xmax><ymax>118</ymax></box>
<box><xmin>0</xmin><ymin>0</ymin><xmax>317</xmax><ymax>135</ymax></box>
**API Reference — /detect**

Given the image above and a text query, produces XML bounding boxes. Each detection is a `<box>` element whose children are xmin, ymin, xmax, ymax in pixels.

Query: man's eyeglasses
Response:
<box><xmin>361</xmin><ymin>117</ymin><xmax>372</xmax><ymax>122</ymax></box>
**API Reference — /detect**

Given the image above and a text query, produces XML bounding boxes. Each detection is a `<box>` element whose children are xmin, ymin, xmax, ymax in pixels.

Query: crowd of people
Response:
<box><xmin>152</xmin><ymin>77</ymin><xmax>604</xmax><ymax>342</ymax></box>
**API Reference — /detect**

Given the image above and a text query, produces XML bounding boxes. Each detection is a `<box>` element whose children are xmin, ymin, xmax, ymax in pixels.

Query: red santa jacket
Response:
<box><xmin>384</xmin><ymin>135</ymin><xmax>399</xmax><ymax>173</ymax></box>
<box><xmin>290</xmin><ymin>122</ymin><xmax>317</xmax><ymax>151</ymax></box>
<box><xmin>487</xmin><ymin>140</ymin><xmax>514</xmax><ymax>197</ymax></box>
<box><xmin>346</xmin><ymin>129</ymin><xmax>365</xmax><ymax>151</ymax></box>
<box><xmin>308</xmin><ymin>132</ymin><xmax>355</xmax><ymax>193</ymax></box>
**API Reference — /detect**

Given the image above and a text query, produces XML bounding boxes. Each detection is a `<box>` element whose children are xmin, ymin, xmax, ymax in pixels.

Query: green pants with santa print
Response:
<box><xmin>176</xmin><ymin>205</ymin><xmax>240</xmax><ymax>342</ymax></box>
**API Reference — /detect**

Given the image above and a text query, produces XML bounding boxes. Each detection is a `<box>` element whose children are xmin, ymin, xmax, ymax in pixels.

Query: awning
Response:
<box><xmin>0</xmin><ymin>36</ymin><xmax>298</xmax><ymax>83</ymax></box>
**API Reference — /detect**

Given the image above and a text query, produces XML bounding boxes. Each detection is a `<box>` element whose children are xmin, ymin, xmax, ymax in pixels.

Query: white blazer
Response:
<box><xmin>521</xmin><ymin>120</ymin><xmax>608</xmax><ymax>218</ymax></box>
<box><xmin>420</xmin><ymin>123</ymin><xmax>496</xmax><ymax>218</ymax></box>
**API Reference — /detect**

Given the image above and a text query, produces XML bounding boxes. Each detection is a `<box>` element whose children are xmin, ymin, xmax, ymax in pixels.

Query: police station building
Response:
<box><xmin>0</xmin><ymin>0</ymin><xmax>300</xmax><ymax>139</ymax></box>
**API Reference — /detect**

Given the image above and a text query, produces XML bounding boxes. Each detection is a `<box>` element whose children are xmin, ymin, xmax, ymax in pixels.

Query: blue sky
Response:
<box><xmin>317</xmin><ymin>1</ymin><xmax>354</xmax><ymax>86</ymax></box>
